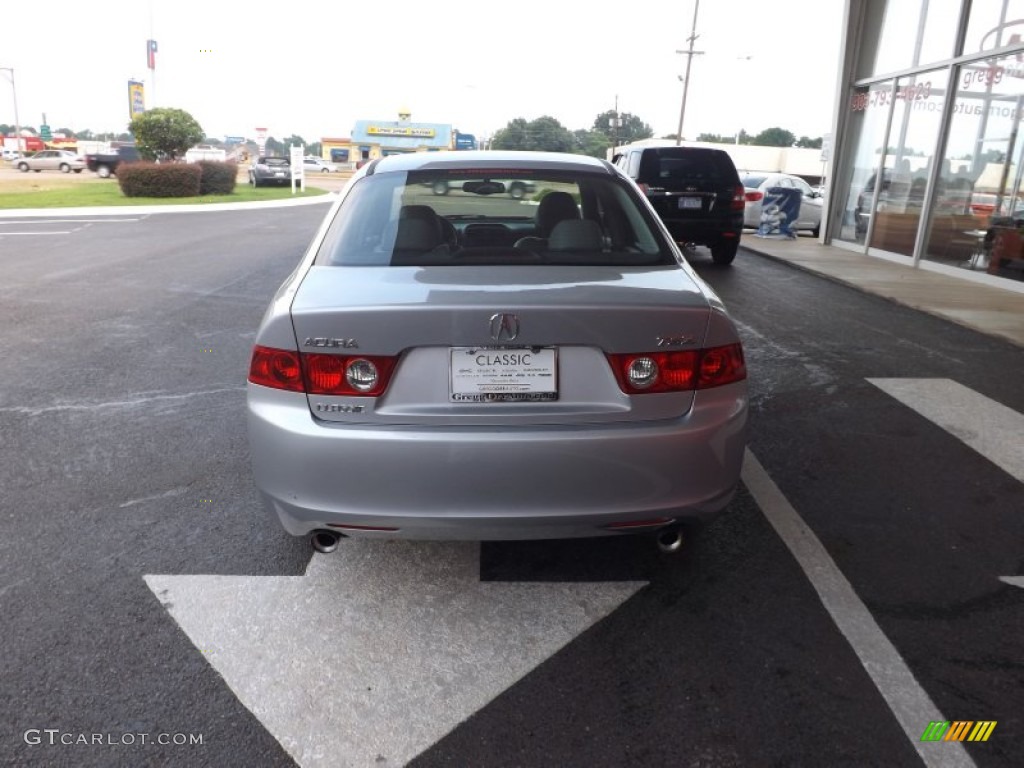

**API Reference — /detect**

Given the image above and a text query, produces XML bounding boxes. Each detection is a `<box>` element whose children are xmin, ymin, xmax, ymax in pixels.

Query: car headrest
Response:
<box><xmin>536</xmin><ymin>192</ymin><xmax>580</xmax><ymax>237</ymax></box>
<box><xmin>393</xmin><ymin>218</ymin><xmax>442</xmax><ymax>251</ymax></box>
<box><xmin>548</xmin><ymin>219</ymin><xmax>603</xmax><ymax>251</ymax></box>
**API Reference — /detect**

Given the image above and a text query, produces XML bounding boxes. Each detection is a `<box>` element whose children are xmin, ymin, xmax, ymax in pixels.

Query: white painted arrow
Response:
<box><xmin>145</xmin><ymin>540</ymin><xmax>644</xmax><ymax>767</ymax></box>
<box><xmin>999</xmin><ymin>576</ymin><xmax>1024</xmax><ymax>589</ymax></box>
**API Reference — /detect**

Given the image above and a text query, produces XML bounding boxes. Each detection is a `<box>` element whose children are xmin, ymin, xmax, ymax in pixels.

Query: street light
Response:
<box><xmin>0</xmin><ymin>67</ymin><xmax>22</xmax><ymax>157</ymax></box>
<box><xmin>674</xmin><ymin>0</ymin><xmax>703</xmax><ymax>146</ymax></box>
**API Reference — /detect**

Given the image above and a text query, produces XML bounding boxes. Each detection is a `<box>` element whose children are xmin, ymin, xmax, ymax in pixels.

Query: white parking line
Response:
<box><xmin>742</xmin><ymin>449</ymin><xmax>975</xmax><ymax>768</ymax></box>
<box><xmin>867</xmin><ymin>378</ymin><xmax>1024</xmax><ymax>483</ymax></box>
<box><xmin>0</xmin><ymin>231</ymin><xmax>72</xmax><ymax>235</ymax></box>
<box><xmin>0</xmin><ymin>218</ymin><xmax>142</xmax><ymax>224</ymax></box>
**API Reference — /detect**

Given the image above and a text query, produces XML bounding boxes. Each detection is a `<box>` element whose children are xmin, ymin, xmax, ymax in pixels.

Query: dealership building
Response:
<box><xmin>322</xmin><ymin>110</ymin><xmax>470</xmax><ymax>167</ymax></box>
<box><xmin>827</xmin><ymin>0</ymin><xmax>1024</xmax><ymax>290</ymax></box>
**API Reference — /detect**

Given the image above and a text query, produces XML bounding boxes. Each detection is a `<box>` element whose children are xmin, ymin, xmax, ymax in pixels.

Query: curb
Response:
<box><xmin>0</xmin><ymin>191</ymin><xmax>338</xmax><ymax>219</ymax></box>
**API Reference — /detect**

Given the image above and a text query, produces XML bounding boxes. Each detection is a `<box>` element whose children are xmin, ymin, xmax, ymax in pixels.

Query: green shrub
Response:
<box><xmin>197</xmin><ymin>161</ymin><xmax>238</xmax><ymax>194</ymax></box>
<box><xmin>117</xmin><ymin>163</ymin><xmax>202</xmax><ymax>197</ymax></box>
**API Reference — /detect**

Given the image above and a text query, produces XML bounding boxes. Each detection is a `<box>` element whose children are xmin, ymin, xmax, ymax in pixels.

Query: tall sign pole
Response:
<box><xmin>0</xmin><ymin>68</ymin><xmax>21</xmax><ymax>155</ymax></box>
<box><xmin>674</xmin><ymin>0</ymin><xmax>703</xmax><ymax>146</ymax></box>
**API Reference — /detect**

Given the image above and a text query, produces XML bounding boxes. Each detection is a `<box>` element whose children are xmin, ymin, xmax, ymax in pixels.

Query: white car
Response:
<box><xmin>740</xmin><ymin>172</ymin><xmax>823</xmax><ymax>236</ymax></box>
<box><xmin>303</xmin><ymin>156</ymin><xmax>338</xmax><ymax>173</ymax></box>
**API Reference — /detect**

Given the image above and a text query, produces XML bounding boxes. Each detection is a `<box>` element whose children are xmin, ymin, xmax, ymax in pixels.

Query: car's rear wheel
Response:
<box><xmin>60</xmin><ymin>163</ymin><xmax>70</xmax><ymax>173</ymax></box>
<box><xmin>432</xmin><ymin>180</ymin><xmax>449</xmax><ymax>195</ymax></box>
<box><xmin>17</xmin><ymin>162</ymin><xmax>28</xmax><ymax>172</ymax></box>
<box><xmin>96</xmin><ymin>165</ymin><xmax>111</xmax><ymax>178</ymax></box>
<box><xmin>509</xmin><ymin>182</ymin><xmax>526</xmax><ymax>200</ymax></box>
<box><xmin>711</xmin><ymin>241</ymin><xmax>739</xmax><ymax>265</ymax></box>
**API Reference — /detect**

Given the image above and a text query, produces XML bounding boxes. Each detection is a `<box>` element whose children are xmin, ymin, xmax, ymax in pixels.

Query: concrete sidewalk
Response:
<box><xmin>738</xmin><ymin>235</ymin><xmax>1024</xmax><ymax>348</ymax></box>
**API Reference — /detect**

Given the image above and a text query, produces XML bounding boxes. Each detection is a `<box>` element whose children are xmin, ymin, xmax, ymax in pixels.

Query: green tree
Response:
<box><xmin>795</xmin><ymin>135</ymin><xmax>823</xmax><ymax>149</ymax></box>
<box><xmin>696</xmin><ymin>132</ymin><xmax>728</xmax><ymax>143</ymax></box>
<box><xmin>264</xmin><ymin>137</ymin><xmax>286</xmax><ymax>156</ymax></box>
<box><xmin>491</xmin><ymin>116</ymin><xmax>574</xmax><ymax>152</ymax></box>
<box><xmin>752</xmin><ymin>126</ymin><xmax>796</xmax><ymax>147</ymax></box>
<box><xmin>307</xmin><ymin>141</ymin><xmax>322</xmax><ymax>157</ymax></box>
<box><xmin>573</xmin><ymin>129</ymin><xmax>610</xmax><ymax>158</ymax></box>
<box><xmin>128</xmin><ymin>107</ymin><xmax>204</xmax><ymax>160</ymax></box>
<box><xmin>282</xmin><ymin>134</ymin><xmax>306</xmax><ymax>150</ymax></box>
<box><xmin>591</xmin><ymin>110</ymin><xmax>654</xmax><ymax>147</ymax></box>
<box><xmin>55</xmin><ymin>127</ymin><xmax>76</xmax><ymax>137</ymax></box>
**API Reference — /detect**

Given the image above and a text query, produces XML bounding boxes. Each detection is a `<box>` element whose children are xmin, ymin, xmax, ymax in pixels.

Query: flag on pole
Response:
<box><xmin>147</xmin><ymin>40</ymin><xmax>158</xmax><ymax>70</ymax></box>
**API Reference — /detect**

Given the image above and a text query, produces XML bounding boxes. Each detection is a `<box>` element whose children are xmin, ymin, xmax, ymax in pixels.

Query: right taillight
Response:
<box><xmin>607</xmin><ymin>343</ymin><xmax>746</xmax><ymax>394</ymax></box>
<box><xmin>745</xmin><ymin>190</ymin><xmax>763</xmax><ymax>202</ymax></box>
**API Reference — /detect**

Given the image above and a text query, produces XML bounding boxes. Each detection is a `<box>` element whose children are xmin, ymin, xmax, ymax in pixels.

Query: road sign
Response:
<box><xmin>39</xmin><ymin>124</ymin><xmax>52</xmax><ymax>141</ymax></box>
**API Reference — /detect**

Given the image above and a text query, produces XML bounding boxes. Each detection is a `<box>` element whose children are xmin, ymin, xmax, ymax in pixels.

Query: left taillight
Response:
<box><xmin>303</xmin><ymin>353</ymin><xmax>397</xmax><ymax>396</ymax></box>
<box><xmin>248</xmin><ymin>346</ymin><xmax>397</xmax><ymax>396</ymax></box>
<box><xmin>248</xmin><ymin>346</ymin><xmax>304</xmax><ymax>391</ymax></box>
<box><xmin>607</xmin><ymin>343</ymin><xmax>746</xmax><ymax>395</ymax></box>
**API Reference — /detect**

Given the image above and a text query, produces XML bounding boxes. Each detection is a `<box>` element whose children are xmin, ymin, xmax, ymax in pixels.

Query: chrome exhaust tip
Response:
<box><xmin>655</xmin><ymin>526</ymin><xmax>685</xmax><ymax>554</ymax></box>
<box><xmin>310</xmin><ymin>529</ymin><xmax>342</xmax><ymax>554</ymax></box>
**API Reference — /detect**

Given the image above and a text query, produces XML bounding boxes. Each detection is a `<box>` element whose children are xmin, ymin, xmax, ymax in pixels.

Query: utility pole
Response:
<box><xmin>674</xmin><ymin>0</ymin><xmax>703</xmax><ymax>146</ymax></box>
<box><xmin>609</xmin><ymin>94</ymin><xmax>621</xmax><ymax>158</ymax></box>
<box><xmin>0</xmin><ymin>67</ymin><xmax>21</xmax><ymax>156</ymax></box>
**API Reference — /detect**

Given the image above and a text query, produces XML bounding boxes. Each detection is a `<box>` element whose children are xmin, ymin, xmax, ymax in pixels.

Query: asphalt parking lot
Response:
<box><xmin>0</xmin><ymin>206</ymin><xmax>1020</xmax><ymax>768</ymax></box>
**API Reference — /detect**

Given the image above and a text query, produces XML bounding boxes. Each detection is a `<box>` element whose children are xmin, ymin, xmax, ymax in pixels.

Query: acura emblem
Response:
<box><xmin>489</xmin><ymin>313</ymin><xmax>520</xmax><ymax>341</ymax></box>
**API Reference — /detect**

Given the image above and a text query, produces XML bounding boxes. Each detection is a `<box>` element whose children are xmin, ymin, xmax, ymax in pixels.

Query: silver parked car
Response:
<box><xmin>15</xmin><ymin>149</ymin><xmax>85</xmax><ymax>173</ymax></box>
<box><xmin>247</xmin><ymin>151</ymin><xmax>748</xmax><ymax>551</ymax></box>
<box><xmin>740</xmin><ymin>171</ymin><xmax>823</xmax><ymax>236</ymax></box>
<box><xmin>303</xmin><ymin>156</ymin><xmax>339</xmax><ymax>173</ymax></box>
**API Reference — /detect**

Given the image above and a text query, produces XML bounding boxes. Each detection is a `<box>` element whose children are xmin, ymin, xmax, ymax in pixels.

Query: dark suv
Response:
<box><xmin>614</xmin><ymin>146</ymin><xmax>745</xmax><ymax>264</ymax></box>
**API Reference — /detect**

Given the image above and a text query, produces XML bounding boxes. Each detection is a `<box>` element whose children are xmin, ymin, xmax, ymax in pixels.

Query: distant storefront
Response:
<box><xmin>829</xmin><ymin>0</ymin><xmax>1024</xmax><ymax>292</ymax></box>
<box><xmin>320</xmin><ymin>110</ymin><xmax>462</xmax><ymax>168</ymax></box>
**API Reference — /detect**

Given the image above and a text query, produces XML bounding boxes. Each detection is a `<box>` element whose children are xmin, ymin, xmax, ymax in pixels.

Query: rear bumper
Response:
<box><xmin>247</xmin><ymin>383</ymin><xmax>748</xmax><ymax>541</ymax></box>
<box><xmin>660</xmin><ymin>216</ymin><xmax>744</xmax><ymax>246</ymax></box>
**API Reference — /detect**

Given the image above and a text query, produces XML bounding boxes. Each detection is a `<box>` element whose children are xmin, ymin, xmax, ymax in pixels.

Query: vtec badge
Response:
<box><xmin>304</xmin><ymin>337</ymin><xmax>359</xmax><ymax>348</ymax></box>
<box><xmin>315</xmin><ymin>403</ymin><xmax>365</xmax><ymax>413</ymax></box>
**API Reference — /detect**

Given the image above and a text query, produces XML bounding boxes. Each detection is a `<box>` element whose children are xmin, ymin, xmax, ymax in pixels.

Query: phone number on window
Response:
<box><xmin>850</xmin><ymin>81</ymin><xmax>932</xmax><ymax>111</ymax></box>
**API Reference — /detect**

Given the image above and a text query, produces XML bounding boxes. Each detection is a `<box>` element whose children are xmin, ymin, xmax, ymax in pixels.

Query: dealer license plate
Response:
<box><xmin>450</xmin><ymin>347</ymin><xmax>557</xmax><ymax>402</ymax></box>
<box><xmin>678</xmin><ymin>197</ymin><xmax>702</xmax><ymax>209</ymax></box>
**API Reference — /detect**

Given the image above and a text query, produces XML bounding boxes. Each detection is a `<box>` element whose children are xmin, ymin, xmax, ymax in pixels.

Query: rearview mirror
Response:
<box><xmin>462</xmin><ymin>181</ymin><xmax>506</xmax><ymax>195</ymax></box>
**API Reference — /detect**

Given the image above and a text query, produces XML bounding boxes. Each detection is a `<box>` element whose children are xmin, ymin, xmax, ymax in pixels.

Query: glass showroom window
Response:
<box><xmin>858</xmin><ymin>0</ymin><xmax>960</xmax><ymax>78</ymax></box>
<box><xmin>925</xmin><ymin>52</ymin><xmax>1024</xmax><ymax>282</ymax></box>
<box><xmin>964</xmin><ymin>0</ymin><xmax>1024</xmax><ymax>57</ymax></box>
<box><xmin>835</xmin><ymin>82</ymin><xmax>896</xmax><ymax>247</ymax></box>
<box><xmin>867</xmin><ymin>73</ymin><xmax>945</xmax><ymax>258</ymax></box>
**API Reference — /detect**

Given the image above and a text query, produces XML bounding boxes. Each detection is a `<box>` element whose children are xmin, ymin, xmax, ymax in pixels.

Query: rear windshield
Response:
<box><xmin>315</xmin><ymin>169</ymin><xmax>676</xmax><ymax>267</ymax></box>
<box><xmin>637</xmin><ymin>149</ymin><xmax>738</xmax><ymax>186</ymax></box>
<box><xmin>740</xmin><ymin>174</ymin><xmax>767</xmax><ymax>187</ymax></box>
<box><xmin>263</xmin><ymin>157</ymin><xmax>289</xmax><ymax>166</ymax></box>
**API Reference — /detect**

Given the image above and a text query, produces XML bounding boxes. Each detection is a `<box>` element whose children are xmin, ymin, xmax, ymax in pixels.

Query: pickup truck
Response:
<box><xmin>85</xmin><ymin>146</ymin><xmax>141</xmax><ymax>178</ymax></box>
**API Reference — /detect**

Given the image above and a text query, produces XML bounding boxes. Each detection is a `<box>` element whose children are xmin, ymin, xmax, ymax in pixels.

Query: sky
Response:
<box><xmin>0</xmin><ymin>1</ymin><xmax>845</xmax><ymax>144</ymax></box>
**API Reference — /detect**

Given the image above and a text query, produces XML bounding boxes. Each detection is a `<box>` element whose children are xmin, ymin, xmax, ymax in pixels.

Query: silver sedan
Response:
<box><xmin>247</xmin><ymin>151</ymin><xmax>749</xmax><ymax>550</ymax></box>
<box><xmin>15</xmin><ymin>149</ymin><xmax>86</xmax><ymax>173</ymax></box>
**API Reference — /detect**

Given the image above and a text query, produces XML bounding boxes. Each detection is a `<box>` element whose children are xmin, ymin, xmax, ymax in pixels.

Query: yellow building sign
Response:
<box><xmin>128</xmin><ymin>81</ymin><xmax>146</xmax><ymax>119</ymax></box>
<box><xmin>366</xmin><ymin>125</ymin><xmax>436</xmax><ymax>138</ymax></box>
